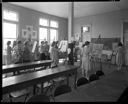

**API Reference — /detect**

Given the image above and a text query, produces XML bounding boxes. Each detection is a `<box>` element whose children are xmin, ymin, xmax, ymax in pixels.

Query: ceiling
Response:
<box><xmin>10</xmin><ymin>0</ymin><xmax>128</xmax><ymax>18</ymax></box>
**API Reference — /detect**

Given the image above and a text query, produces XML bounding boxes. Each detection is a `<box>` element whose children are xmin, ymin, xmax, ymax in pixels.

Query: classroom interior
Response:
<box><xmin>2</xmin><ymin>1</ymin><xmax>128</xmax><ymax>102</ymax></box>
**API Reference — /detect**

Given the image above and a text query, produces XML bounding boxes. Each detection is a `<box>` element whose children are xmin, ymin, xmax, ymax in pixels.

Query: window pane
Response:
<box><xmin>50</xmin><ymin>29</ymin><xmax>58</xmax><ymax>44</ymax></box>
<box><xmin>3</xmin><ymin>10</ymin><xmax>18</xmax><ymax>21</ymax></box>
<box><xmin>3</xmin><ymin>22</ymin><xmax>17</xmax><ymax>38</ymax></box>
<box><xmin>39</xmin><ymin>27</ymin><xmax>48</xmax><ymax>41</ymax></box>
<box><xmin>39</xmin><ymin>18</ymin><xmax>48</xmax><ymax>26</ymax></box>
<box><xmin>50</xmin><ymin>20</ymin><xmax>58</xmax><ymax>28</ymax></box>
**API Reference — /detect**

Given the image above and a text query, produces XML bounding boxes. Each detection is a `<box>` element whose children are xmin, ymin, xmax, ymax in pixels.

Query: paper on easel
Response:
<box><xmin>32</xmin><ymin>41</ymin><xmax>37</xmax><ymax>53</ymax></box>
<box><xmin>59</xmin><ymin>40</ymin><xmax>68</xmax><ymax>52</ymax></box>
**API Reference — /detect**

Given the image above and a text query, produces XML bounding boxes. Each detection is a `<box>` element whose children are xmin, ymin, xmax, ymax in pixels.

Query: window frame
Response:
<box><xmin>39</xmin><ymin>18</ymin><xmax>59</xmax><ymax>45</ymax></box>
<box><xmin>50</xmin><ymin>20</ymin><xmax>59</xmax><ymax>28</ymax></box>
<box><xmin>2</xmin><ymin>9</ymin><xmax>19</xmax><ymax>54</ymax></box>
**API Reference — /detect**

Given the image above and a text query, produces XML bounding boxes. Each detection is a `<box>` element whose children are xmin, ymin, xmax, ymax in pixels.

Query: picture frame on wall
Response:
<box><xmin>26</xmin><ymin>25</ymin><xmax>33</xmax><ymax>32</ymax></box>
<box><xmin>22</xmin><ymin>29</ymin><xmax>28</xmax><ymax>38</ymax></box>
<box><xmin>31</xmin><ymin>31</ymin><xmax>37</xmax><ymax>39</ymax></box>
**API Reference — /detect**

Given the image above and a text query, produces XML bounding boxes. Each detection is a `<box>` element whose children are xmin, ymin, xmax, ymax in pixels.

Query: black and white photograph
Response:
<box><xmin>2</xmin><ymin>0</ymin><xmax>128</xmax><ymax>103</ymax></box>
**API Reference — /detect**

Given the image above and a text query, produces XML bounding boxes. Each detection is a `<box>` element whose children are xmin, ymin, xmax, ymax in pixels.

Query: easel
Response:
<box><xmin>91</xmin><ymin>35</ymin><xmax>103</xmax><ymax>71</ymax></box>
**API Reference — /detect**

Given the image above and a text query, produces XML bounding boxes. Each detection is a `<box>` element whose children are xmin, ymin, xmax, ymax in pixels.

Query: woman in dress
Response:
<box><xmin>80</xmin><ymin>41</ymin><xmax>91</xmax><ymax>79</ymax></box>
<box><xmin>22</xmin><ymin>40</ymin><xmax>32</xmax><ymax>63</ymax></box>
<box><xmin>116</xmin><ymin>42</ymin><xmax>123</xmax><ymax>70</ymax></box>
<box><xmin>50</xmin><ymin>41</ymin><xmax>59</xmax><ymax>67</ymax></box>
<box><xmin>6</xmin><ymin>41</ymin><xmax>12</xmax><ymax>65</ymax></box>
<box><xmin>12</xmin><ymin>40</ymin><xmax>24</xmax><ymax>64</ymax></box>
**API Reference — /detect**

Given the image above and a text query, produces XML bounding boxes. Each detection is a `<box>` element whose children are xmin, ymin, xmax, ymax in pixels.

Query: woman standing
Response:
<box><xmin>80</xmin><ymin>41</ymin><xmax>91</xmax><ymax>79</ymax></box>
<box><xmin>116</xmin><ymin>42</ymin><xmax>123</xmax><ymax>70</ymax></box>
<box><xmin>22</xmin><ymin>40</ymin><xmax>32</xmax><ymax>63</ymax></box>
<box><xmin>6</xmin><ymin>41</ymin><xmax>12</xmax><ymax>65</ymax></box>
<box><xmin>50</xmin><ymin>41</ymin><xmax>59</xmax><ymax>67</ymax></box>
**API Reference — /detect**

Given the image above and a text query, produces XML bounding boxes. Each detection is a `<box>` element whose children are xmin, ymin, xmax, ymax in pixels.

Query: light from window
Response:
<box><xmin>39</xmin><ymin>18</ymin><xmax>49</xmax><ymax>26</ymax></box>
<box><xmin>3</xmin><ymin>22</ymin><xmax>17</xmax><ymax>38</ymax></box>
<box><xmin>50</xmin><ymin>29</ymin><xmax>58</xmax><ymax>44</ymax></box>
<box><xmin>50</xmin><ymin>20</ymin><xmax>58</xmax><ymax>28</ymax></box>
<box><xmin>39</xmin><ymin>28</ymin><xmax>48</xmax><ymax>44</ymax></box>
<box><xmin>3</xmin><ymin>10</ymin><xmax>18</xmax><ymax>21</ymax></box>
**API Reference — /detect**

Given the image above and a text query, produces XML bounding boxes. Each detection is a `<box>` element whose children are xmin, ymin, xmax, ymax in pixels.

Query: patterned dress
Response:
<box><xmin>50</xmin><ymin>47</ymin><xmax>59</xmax><ymax>66</ymax></box>
<box><xmin>81</xmin><ymin>45</ymin><xmax>91</xmax><ymax>77</ymax></box>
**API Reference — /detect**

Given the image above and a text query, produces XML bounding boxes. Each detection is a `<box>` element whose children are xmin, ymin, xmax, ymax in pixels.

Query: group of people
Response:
<box><xmin>6</xmin><ymin>40</ymin><xmax>33</xmax><ymax>65</ymax></box>
<box><xmin>79</xmin><ymin>41</ymin><xmax>124</xmax><ymax>79</ymax></box>
<box><xmin>5</xmin><ymin>39</ymin><xmax>124</xmax><ymax>79</ymax></box>
<box><xmin>39</xmin><ymin>40</ymin><xmax>59</xmax><ymax>67</ymax></box>
<box><xmin>5</xmin><ymin>40</ymin><xmax>60</xmax><ymax>67</ymax></box>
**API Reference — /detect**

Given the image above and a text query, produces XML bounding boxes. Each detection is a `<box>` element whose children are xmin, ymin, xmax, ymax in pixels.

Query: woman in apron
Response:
<box><xmin>80</xmin><ymin>41</ymin><xmax>91</xmax><ymax>79</ymax></box>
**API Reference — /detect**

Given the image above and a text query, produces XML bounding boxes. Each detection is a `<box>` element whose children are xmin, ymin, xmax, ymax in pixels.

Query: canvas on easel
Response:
<box><xmin>32</xmin><ymin>41</ymin><xmax>37</xmax><ymax>53</ymax></box>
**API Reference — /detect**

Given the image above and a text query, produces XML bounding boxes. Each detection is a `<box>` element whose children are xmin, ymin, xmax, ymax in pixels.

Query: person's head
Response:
<box><xmin>17</xmin><ymin>40</ymin><xmax>22</xmax><ymax>47</ymax></box>
<box><xmin>118</xmin><ymin>42</ymin><xmax>123</xmax><ymax>47</ymax></box>
<box><xmin>13</xmin><ymin>41</ymin><xmax>17</xmax><ymax>48</ymax></box>
<box><xmin>45</xmin><ymin>41</ymin><xmax>48</xmax><ymax>45</ymax></box>
<box><xmin>51</xmin><ymin>41</ymin><xmax>55</xmax><ymax>47</ymax></box>
<box><xmin>41</xmin><ymin>41</ymin><xmax>44</xmax><ymax>45</ymax></box>
<box><xmin>24</xmin><ymin>40</ymin><xmax>29</xmax><ymax>47</ymax></box>
<box><xmin>7</xmin><ymin>41</ymin><xmax>11</xmax><ymax>46</ymax></box>
<box><xmin>82</xmin><ymin>41</ymin><xmax>90</xmax><ymax>47</ymax></box>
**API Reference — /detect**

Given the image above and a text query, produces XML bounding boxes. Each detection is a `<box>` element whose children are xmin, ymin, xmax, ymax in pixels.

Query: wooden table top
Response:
<box><xmin>2</xmin><ymin>60</ymin><xmax>52</xmax><ymax>74</ymax></box>
<box><xmin>2</xmin><ymin>65</ymin><xmax>78</xmax><ymax>94</ymax></box>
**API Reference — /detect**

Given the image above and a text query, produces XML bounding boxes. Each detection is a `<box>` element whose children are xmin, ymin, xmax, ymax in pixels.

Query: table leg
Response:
<box><xmin>100</xmin><ymin>58</ymin><xmax>102</xmax><ymax>71</ymax></box>
<box><xmin>33</xmin><ymin>85</ymin><xmax>36</xmax><ymax>95</ymax></box>
<box><xmin>41</xmin><ymin>83</ymin><xmax>44</xmax><ymax>93</ymax></box>
<box><xmin>66</xmin><ymin>75</ymin><xmax>69</xmax><ymax>86</ymax></box>
<box><xmin>74</xmin><ymin>71</ymin><xmax>77</xmax><ymax>89</ymax></box>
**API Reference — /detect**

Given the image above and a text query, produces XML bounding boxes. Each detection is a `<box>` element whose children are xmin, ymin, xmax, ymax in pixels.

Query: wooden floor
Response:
<box><xmin>2</xmin><ymin>62</ymin><xmax>128</xmax><ymax>102</ymax></box>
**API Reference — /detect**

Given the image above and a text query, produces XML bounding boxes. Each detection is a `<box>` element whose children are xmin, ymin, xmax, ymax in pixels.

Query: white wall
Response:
<box><xmin>74</xmin><ymin>9</ymin><xmax>128</xmax><ymax>39</ymax></box>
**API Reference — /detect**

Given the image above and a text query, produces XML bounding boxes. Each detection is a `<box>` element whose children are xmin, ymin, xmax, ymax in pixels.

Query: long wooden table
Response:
<box><xmin>2</xmin><ymin>65</ymin><xmax>78</xmax><ymax>95</ymax></box>
<box><xmin>2</xmin><ymin>60</ymin><xmax>52</xmax><ymax>74</ymax></box>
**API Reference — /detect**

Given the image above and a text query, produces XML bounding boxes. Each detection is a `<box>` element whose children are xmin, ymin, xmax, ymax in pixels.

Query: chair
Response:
<box><xmin>76</xmin><ymin>77</ymin><xmax>89</xmax><ymax>87</ymax></box>
<box><xmin>9</xmin><ymin>89</ymin><xmax>30</xmax><ymax>102</ymax></box>
<box><xmin>117</xmin><ymin>87</ymin><xmax>128</xmax><ymax>102</ymax></box>
<box><xmin>52</xmin><ymin>85</ymin><xmax>71</xmax><ymax>102</ymax></box>
<box><xmin>89</xmin><ymin>74</ymin><xmax>99</xmax><ymax>82</ymax></box>
<box><xmin>8</xmin><ymin>70</ymin><xmax>30</xmax><ymax>102</ymax></box>
<box><xmin>36</xmin><ymin>81</ymin><xmax>54</xmax><ymax>95</ymax></box>
<box><xmin>95</xmin><ymin>70</ymin><xmax>104</xmax><ymax>77</ymax></box>
<box><xmin>26</xmin><ymin>94</ymin><xmax>50</xmax><ymax>102</ymax></box>
<box><xmin>106</xmin><ymin>51</ymin><xmax>117</xmax><ymax>68</ymax></box>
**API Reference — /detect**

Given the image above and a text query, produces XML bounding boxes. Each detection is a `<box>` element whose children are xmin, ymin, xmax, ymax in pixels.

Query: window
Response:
<box><xmin>50</xmin><ymin>20</ymin><xmax>58</xmax><ymax>28</ymax></box>
<box><xmin>50</xmin><ymin>29</ymin><xmax>58</xmax><ymax>44</ymax></box>
<box><xmin>3</xmin><ymin>10</ymin><xmax>18</xmax><ymax>21</ymax></box>
<box><xmin>39</xmin><ymin>18</ymin><xmax>59</xmax><ymax>45</ymax></box>
<box><xmin>2</xmin><ymin>9</ymin><xmax>18</xmax><ymax>55</ymax></box>
<box><xmin>39</xmin><ymin>28</ymin><xmax>48</xmax><ymax>45</ymax></box>
<box><xmin>39</xmin><ymin>18</ymin><xmax>49</xmax><ymax>27</ymax></box>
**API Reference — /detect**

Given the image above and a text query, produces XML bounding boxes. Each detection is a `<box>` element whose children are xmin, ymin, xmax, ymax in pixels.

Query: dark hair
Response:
<box><xmin>17</xmin><ymin>40</ymin><xmax>22</xmax><ymax>44</ymax></box>
<box><xmin>118</xmin><ymin>42</ymin><xmax>123</xmax><ymax>46</ymax></box>
<box><xmin>24</xmin><ymin>40</ymin><xmax>29</xmax><ymax>46</ymax></box>
<box><xmin>51</xmin><ymin>41</ymin><xmax>55</xmax><ymax>47</ymax></box>
<box><xmin>82</xmin><ymin>41</ymin><xmax>90</xmax><ymax>47</ymax></box>
<box><xmin>7</xmin><ymin>41</ymin><xmax>11</xmax><ymax>45</ymax></box>
<box><xmin>13</xmin><ymin>41</ymin><xmax>17</xmax><ymax>47</ymax></box>
<box><xmin>41</xmin><ymin>41</ymin><xmax>44</xmax><ymax>44</ymax></box>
